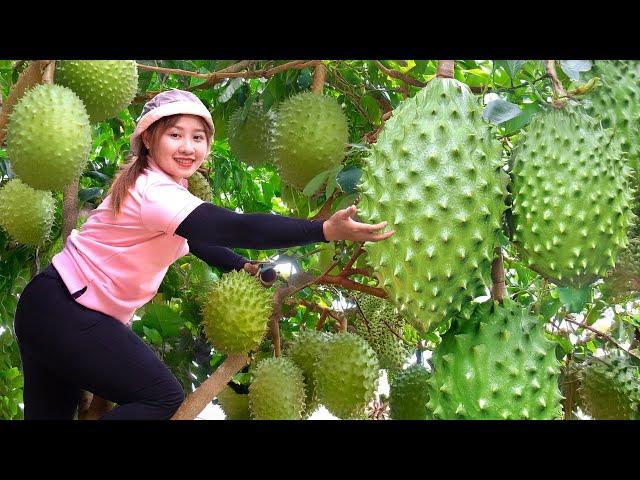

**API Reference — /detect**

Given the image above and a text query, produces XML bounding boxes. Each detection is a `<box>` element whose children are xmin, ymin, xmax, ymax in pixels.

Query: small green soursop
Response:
<box><xmin>201</xmin><ymin>270</ymin><xmax>273</xmax><ymax>354</ymax></box>
<box><xmin>187</xmin><ymin>171</ymin><xmax>212</xmax><ymax>202</ymax></box>
<box><xmin>0</xmin><ymin>179</ymin><xmax>55</xmax><ymax>246</ymax></box>
<box><xmin>601</xmin><ymin>236</ymin><xmax>640</xmax><ymax>302</ymax></box>
<box><xmin>248</xmin><ymin>357</ymin><xmax>306</xmax><ymax>420</ymax></box>
<box><xmin>273</xmin><ymin>92</ymin><xmax>348</xmax><ymax>190</ymax></box>
<box><xmin>359</xmin><ymin>77</ymin><xmax>508</xmax><ymax>333</ymax></box>
<box><xmin>349</xmin><ymin>292</ymin><xmax>411</xmax><ymax>372</ymax></box>
<box><xmin>389</xmin><ymin>364</ymin><xmax>431</xmax><ymax>420</ymax></box>
<box><xmin>285</xmin><ymin>329</ymin><xmax>329</xmax><ymax>417</ymax></box>
<box><xmin>7</xmin><ymin>83</ymin><xmax>92</xmax><ymax>191</ymax></box>
<box><xmin>55</xmin><ymin>60</ymin><xmax>138</xmax><ymax>123</ymax></box>
<box><xmin>217</xmin><ymin>386</ymin><xmax>251</xmax><ymax>420</ymax></box>
<box><xmin>314</xmin><ymin>332</ymin><xmax>379</xmax><ymax>419</ymax></box>
<box><xmin>511</xmin><ymin>107</ymin><xmax>634</xmax><ymax>288</ymax></box>
<box><xmin>426</xmin><ymin>299</ymin><xmax>563</xmax><ymax>419</ymax></box>
<box><xmin>578</xmin><ymin>354</ymin><xmax>640</xmax><ymax>419</ymax></box>
<box><xmin>583</xmin><ymin>61</ymin><xmax>640</xmax><ymax>172</ymax></box>
<box><xmin>228</xmin><ymin>102</ymin><xmax>275</xmax><ymax>166</ymax></box>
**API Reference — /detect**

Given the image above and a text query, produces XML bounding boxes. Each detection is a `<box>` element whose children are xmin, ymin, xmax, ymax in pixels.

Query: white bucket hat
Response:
<box><xmin>130</xmin><ymin>89</ymin><xmax>214</xmax><ymax>155</ymax></box>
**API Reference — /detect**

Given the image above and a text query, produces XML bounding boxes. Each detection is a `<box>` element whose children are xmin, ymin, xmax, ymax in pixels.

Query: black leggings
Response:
<box><xmin>13</xmin><ymin>264</ymin><xmax>185</xmax><ymax>420</ymax></box>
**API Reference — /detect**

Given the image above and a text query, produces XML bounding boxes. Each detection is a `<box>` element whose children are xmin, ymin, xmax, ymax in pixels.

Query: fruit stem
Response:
<box><xmin>491</xmin><ymin>247</ymin><xmax>506</xmax><ymax>303</ymax></box>
<box><xmin>436</xmin><ymin>60</ymin><xmax>455</xmax><ymax>79</ymax></box>
<box><xmin>544</xmin><ymin>60</ymin><xmax>568</xmax><ymax>107</ymax></box>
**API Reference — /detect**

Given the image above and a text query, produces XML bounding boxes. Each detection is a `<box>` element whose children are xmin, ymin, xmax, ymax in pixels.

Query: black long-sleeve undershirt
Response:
<box><xmin>176</xmin><ymin>202</ymin><xmax>328</xmax><ymax>258</ymax></box>
<box><xmin>187</xmin><ymin>240</ymin><xmax>248</xmax><ymax>272</ymax></box>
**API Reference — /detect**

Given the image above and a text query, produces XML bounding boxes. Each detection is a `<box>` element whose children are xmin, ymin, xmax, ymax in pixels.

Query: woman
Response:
<box><xmin>13</xmin><ymin>89</ymin><xmax>394</xmax><ymax>420</ymax></box>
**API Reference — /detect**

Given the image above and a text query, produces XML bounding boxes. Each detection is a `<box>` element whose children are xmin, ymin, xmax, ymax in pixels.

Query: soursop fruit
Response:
<box><xmin>201</xmin><ymin>270</ymin><xmax>273</xmax><ymax>354</ymax></box>
<box><xmin>388</xmin><ymin>364</ymin><xmax>431</xmax><ymax>420</ymax></box>
<box><xmin>314</xmin><ymin>332</ymin><xmax>380</xmax><ymax>419</ymax></box>
<box><xmin>583</xmin><ymin>61</ymin><xmax>640</xmax><ymax>172</ymax></box>
<box><xmin>349</xmin><ymin>292</ymin><xmax>411</xmax><ymax>372</ymax></box>
<box><xmin>6</xmin><ymin>84</ymin><xmax>92</xmax><ymax>191</ymax></box>
<box><xmin>285</xmin><ymin>329</ymin><xmax>329</xmax><ymax>417</ymax></box>
<box><xmin>358</xmin><ymin>77</ymin><xmax>508</xmax><ymax>333</ymax></box>
<box><xmin>273</xmin><ymin>92</ymin><xmax>348</xmax><ymax>190</ymax></box>
<box><xmin>426</xmin><ymin>299</ymin><xmax>563</xmax><ymax>419</ymax></box>
<box><xmin>511</xmin><ymin>107</ymin><xmax>634</xmax><ymax>288</ymax></box>
<box><xmin>217</xmin><ymin>386</ymin><xmax>251</xmax><ymax>420</ymax></box>
<box><xmin>248</xmin><ymin>357</ymin><xmax>306</xmax><ymax>420</ymax></box>
<box><xmin>601</xmin><ymin>236</ymin><xmax>640</xmax><ymax>302</ymax></box>
<box><xmin>0</xmin><ymin>179</ymin><xmax>55</xmax><ymax>246</ymax></box>
<box><xmin>578</xmin><ymin>354</ymin><xmax>640</xmax><ymax>419</ymax></box>
<box><xmin>55</xmin><ymin>60</ymin><xmax>138</xmax><ymax>123</ymax></box>
<box><xmin>228</xmin><ymin>102</ymin><xmax>275</xmax><ymax>166</ymax></box>
<box><xmin>187</xmin><ymin>171</ymin><xmax>211</xmax><ymax>202</ymax></box>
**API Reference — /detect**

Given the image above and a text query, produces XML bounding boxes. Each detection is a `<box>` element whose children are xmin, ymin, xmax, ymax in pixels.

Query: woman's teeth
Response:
<box><xmin>175</xmin><ymin>159</ymin><xmax>194</xmax><ymax>167</ymax></box>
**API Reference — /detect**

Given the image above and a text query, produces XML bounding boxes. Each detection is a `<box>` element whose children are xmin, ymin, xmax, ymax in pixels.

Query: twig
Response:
<box><xmin>491</xmin><ymin>247</ymin><xmax>506</xmax><ymax>303</ymax></box>
<box><xmin>545</xmin><ymin>60</ymin><xmax>567</xmax><ymax>105</ymax></box>
<box><xmin>373</xmin><ymin>61</ymin><xmax>426</xmax><ymax>88</ymax></box>
<box><xmin>563</xmin><ymin>317</ymin><xmax>640</xmax><ymax>361</ymax></box>
<box><xmin>136</xmin><ymin>63</ymin><xmax>210</xmax><ymax>79</ymax></box>
<box><xmin>316</xmin><ymin>310</ymin><xmax>330</xmax><ymax>331</ymax></box>
<box><xmin>312</xmin><ymin>62</ymin><xmax>327</xmax><ymax>93</ymax></box>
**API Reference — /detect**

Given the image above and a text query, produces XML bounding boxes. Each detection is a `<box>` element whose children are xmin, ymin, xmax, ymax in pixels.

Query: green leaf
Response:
<box><xmin>78</xmin><ymin>187</ymin><xmax>103</xmax><ymax>203</ymax></box>
<box><xmin>557</xmin><ymin>287</ymin><xmax>591</xmax><ymax>313</ymax></box>
<box><xmin>541</xmin><ymin>296</ymin><xmax>562</xmax><ymax>320</ymax></box>
<box><xmin>303</xmin><ymin>170</ymin><xmax>330</xmax><ymax>197</ymax></box>
<box><xmin>333</xmin><ymin>193</ymin><xmax>359</xmax><ymax>212</ymax></box>
<box><xmin>559</xmin><ymin>60</ymin><xmax>592</xmax><ymax>81</ymax></box>
<box><xmin>143</xmin><ymin>326</ymin><xmax>163</xmax><ymax>346</ymax></box>
<box><xmin>336</xmin><ymin>166</ymin><xmax>362</xmax><ymax>195</ymax></box>
<box><xmin>482</xmin><ymin>99</ymin><xmax>521</xmax><ymax>125</ymax></box>
<box><xmin>550</xmin><ymin>334</ymin><xmax>574</xmax><ymax>355</ymax></box>
<box><xmin>495</xmin><ymin>60</ymin><xmax>525</xmax><ymax>79</ymax></box>
<box><xmin>141</xmin><ymin>303</ymin><xmax>183</xmax><ymax>338</ymax></box>
<box><xmin>500</xmin><ymin>102</ymin><xmax>541</xmax><ymax>136</ymax></box>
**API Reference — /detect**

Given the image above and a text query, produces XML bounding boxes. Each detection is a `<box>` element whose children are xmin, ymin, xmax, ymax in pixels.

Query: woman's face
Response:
<box><xmin>143</xmin><ymin>115</ymin><xmax>211</xmax><ymax>182</ymax></box>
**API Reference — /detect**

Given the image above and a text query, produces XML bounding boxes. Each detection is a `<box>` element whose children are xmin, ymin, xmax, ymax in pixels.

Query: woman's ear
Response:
<box><xmin>141</xmin><ymin>131</ymin><xmax>151</xmax><ymax>150</ymax></box>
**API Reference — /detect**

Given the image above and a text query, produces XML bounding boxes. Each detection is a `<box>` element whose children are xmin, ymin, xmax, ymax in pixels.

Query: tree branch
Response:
<box><xmin>312</xmin><ymin>62</ymin><xmax>327</xmax><ymax>93</ymax></box>
<box><xmin>491</xmin><ymin>247</ymin><xmax>506</xmax><ymax>303</ymax></box>
<box><xmin>171</xmin><ymin>354</ymin><xmax>249</xmax><ymax>420</ymax></box>
<box><xmin>436</xmin><ymin>60</ymin><xmax>455</xmax><ymax>79</ymax></box>
<box><xmin>373</xmin><ymin>61</ymin><xmax>426</xmax><ymax>88</ymax></box>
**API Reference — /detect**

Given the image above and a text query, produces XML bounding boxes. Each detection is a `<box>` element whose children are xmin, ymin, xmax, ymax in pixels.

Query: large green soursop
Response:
<box><xmin>426</xmin><ymin>299</ymin><xmax>563</xmax><ymax>419</ymax></box>
<box><xmin>583</xmin><ymin>61</ymin><xmax>640</xmax><ymax>172</ymax></box>
<box><xmin>248</xmin><ymin>357</ymin><xmax>306</xmax><ymax>420</ymax></box>
<box><xmin>228</xmin><ymin>102</ymin><xmax>275</xmax><ymax>167</ymax></box>
<box><xmin>349</xmin><ymin>292</ymin><xmax>411</xmax><ymax>372</ymax></box>
<box><xmin>0</xmin><ymin>179</ymin><xmax>55</xmax><ymax>246</ymax></box>
<box><xmin>359</xmin><ymin>78</ymin><xmax>507</xmax><ymax>332</ymax></box>
<box><xmin>314</xmin><ymin>332</ymin><xmax>379</xmax><ymax>419</ymax></box>
<box><xmin>578</xmin><ymin>354</ymin><xmax>640</xmax><ymax>419</ymax></box>
<box><xmin>55</xmin><ymin>60</ymin><xmax>138</xmax><ymax>123</ymax></box>
<box><xmin>285</xmin><ymin>329</ymin><xmax>329</xmax><ymax>417</ymax></box>
<box><xmin>273</xmin><ymin>92</ymin><xmax>348</xmax><ymax>190</ymax></box>
<box><xmin>389</xmin><ymin>364</ymin><xmax>431</xmax><ymax>420</ymax></box>
<box><xmin>7</xmin><ymin>84</ymin><xmax>92</xmax><ymax>191</ymax></box>
<box><xmin>201</xmin><ymin>270</ymin><xmax>273</xmax><ymax>354</ymax></box>
<box><xmin>511</xmin><ymin>107</ymin><xmax>634</xmax><ymax>288</ymax></box>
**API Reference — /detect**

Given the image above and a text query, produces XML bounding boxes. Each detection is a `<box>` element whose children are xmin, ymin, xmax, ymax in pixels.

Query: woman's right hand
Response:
<box><xmin>322</xmin><ymin>205</ymin><xmax>395</xmax><ymax>243</ymax></box>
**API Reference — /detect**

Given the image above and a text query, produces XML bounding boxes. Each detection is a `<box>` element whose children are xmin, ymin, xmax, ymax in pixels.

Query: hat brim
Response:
<box><xmin>130</xmin><ymin>101</ymin><xmax>215</xmax><ymax>154</ymax></box>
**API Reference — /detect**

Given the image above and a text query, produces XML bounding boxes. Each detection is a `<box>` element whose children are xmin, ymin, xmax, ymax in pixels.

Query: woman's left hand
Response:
<box><xmin>322</xmin><ymin>205</ymin><xmax>395</xmax><ymax>242</ymax></box>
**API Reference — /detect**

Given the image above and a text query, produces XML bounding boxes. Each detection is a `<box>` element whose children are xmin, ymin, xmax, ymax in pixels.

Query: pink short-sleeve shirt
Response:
<box><xmin>52</xmin><ymin>158</ymin><xmax>204</xmax><ymax>323</ymax></box>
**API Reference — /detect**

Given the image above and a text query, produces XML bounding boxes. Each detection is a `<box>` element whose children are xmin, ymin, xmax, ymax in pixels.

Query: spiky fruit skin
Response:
<box><xmin>315</xmin><ymin>332</ymin><xmax>379</xmax><ymax>419</ymax></box>
<box><xmin>511</xmin><ymin>108</ymin><xmax>634</xmax><ymax>288</ymax></box>
<box><xmin>201</xmin><ymin>270</ymin><xmax>273</xmax><ymax>354</ymax></box>
<box><xmin>0</xmin><ymin>179</ymin><xmax>55</xmax><ymax>246</ymax></box>
<box><xmin>427</xmin><ymin>299</ymin><xmax>563</xmax><ymax>419</ymax></box>
<box><xmin>274</xmin><ymin>92</ymin><xmax>348</xmax><ymax>190</ymax></box>
<box><xmin>217</xmin><ymin>386</ymin><xmax>251</xmax><ymax>420</ymax></box>
<box><xmin>228</xmin><ymin>102</ymin><xmax>275</xmax><ymax>166</ymax></box>
<box><xmin>187</xmin><ymin>171</ymin><xmax>211</xmax><ymax>202</ymax></box>
<box><xmin>285</xmin><ymin>330</ymin><xmax>329</xmax><ymax>417</ymax></box>
<box><xmin>601</xmin><ymin>236</ymin><xmax>640</xmax><ymax>302</ymax></box>
<box><xmin>248</xmin><ymin>357</ymin><xmax>306</xmax><ymax>420</ymax></box>
<box><xmin>389</xmin><ymin>365</ymin><xmax>431</xmax><ymax>420</ymax></box>
<box><xmin>578</xmin><ymin>355</ymin><xmax>640</xmax><ymax>419</ymax></box>
<box><xmin>350</xmin><ymin>292</ymin><xmax>410</xmax><ymax>372</ymax></box>
<box><xmin>55</xmin><ymin>60</ymin><xmax>138</xmax><ymax>123</ymax></box>
<box><xmin>6</xmin><ymin>84</ymin><xmax>92</xmax><ymax>191</ymax></box>
<box><xmin>359</xmin><ymin>78</ymin><xmax>507</xmax><ymax>333</ymax></box>
<box><xmin>583</xmin><ymin>61</ymin><xmax>640</xmax><ymax>172</ymax></box>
